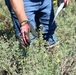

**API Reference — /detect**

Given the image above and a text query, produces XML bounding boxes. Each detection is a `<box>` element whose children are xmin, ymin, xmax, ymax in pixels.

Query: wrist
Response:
<box><xmin>21</xmin><ymin>20</ymin><xmax>29</xmax><ymax>26</ymax></box>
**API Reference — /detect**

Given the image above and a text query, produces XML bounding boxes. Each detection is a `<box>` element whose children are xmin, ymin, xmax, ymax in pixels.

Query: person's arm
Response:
<box><xmin>10</xmin><ymin>0</ymin><xmax>30</xmax><ymax>46</ymax></box>
<box><xmin>10</xmin><ymin>0</ymin><xmax>28</xmax><ymax>23</ymax></box>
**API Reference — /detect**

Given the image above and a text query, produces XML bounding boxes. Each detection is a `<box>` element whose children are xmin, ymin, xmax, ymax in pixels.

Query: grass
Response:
<box><xmin>0</xmin><ymin>1</ymin><xmax>76</xmax><ymax>75</ymax></box>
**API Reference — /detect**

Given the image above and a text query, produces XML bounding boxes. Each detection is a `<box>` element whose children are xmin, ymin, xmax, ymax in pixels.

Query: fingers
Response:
<box><xmin>21</xmin><ymin>32</ymin><xmax>27</xmax><ymax>45</ymax></box>
<box><xmin>21</xmin><ymin>32</ymin><xmax>30</xmax><ymax>46</ymax></box>
<box><xmin>64</xmin><ymin>0</ymin><xmax>69</xmax><ymax>6</ymax></box>
<box><xmin>24</xmin><ymin>32</ymin><xmax>30</xmax><ymax>45</ymax></box>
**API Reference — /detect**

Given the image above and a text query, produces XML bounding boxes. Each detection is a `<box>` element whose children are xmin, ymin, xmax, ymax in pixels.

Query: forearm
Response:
<box><xmin>10</xmin><ymin>0</ymin><xmax>28</xmax><ymax>23</ymax></box>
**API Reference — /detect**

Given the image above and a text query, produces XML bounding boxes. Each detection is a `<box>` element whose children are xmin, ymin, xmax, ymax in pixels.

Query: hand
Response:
<box><xmin>20</xmin><ymin>21</ymin><xmax>30</xmax><ymax>46</ymax></box>
<box><xmin>57</xmin><ymin>0</ymin><xmax>69</xmax><ymax>7</ymax></box>
<box><xmin>64</xmin><ymin>0</ymin><xmax>69</xmax><ymax>7</ymax></box>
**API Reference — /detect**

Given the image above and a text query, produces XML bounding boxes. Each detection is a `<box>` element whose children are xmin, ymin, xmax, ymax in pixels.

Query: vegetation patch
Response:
<box><xmin>0</xmin><ymin>1</ymin><xmax>76</xmax><ymax>75</ymax></box>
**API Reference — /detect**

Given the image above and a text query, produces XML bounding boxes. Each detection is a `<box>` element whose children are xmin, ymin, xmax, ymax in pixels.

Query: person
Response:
<box><xmin>5</xmin><ymin>0</ymin><xmax>69</xmax><ymax>48</ymax></box>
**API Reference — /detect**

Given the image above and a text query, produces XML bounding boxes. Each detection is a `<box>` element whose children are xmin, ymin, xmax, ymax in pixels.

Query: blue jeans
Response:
<box><xmin>5</xmin><ymin>0</ymin><xmax>58</xmax><ymax>45</ymax></box>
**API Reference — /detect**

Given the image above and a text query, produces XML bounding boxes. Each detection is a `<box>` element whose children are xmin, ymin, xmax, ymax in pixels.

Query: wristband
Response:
<box><xmin>21</xmin><ymin>20</ymin><xmax>28</xmax><ymax>26</ymax></box>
